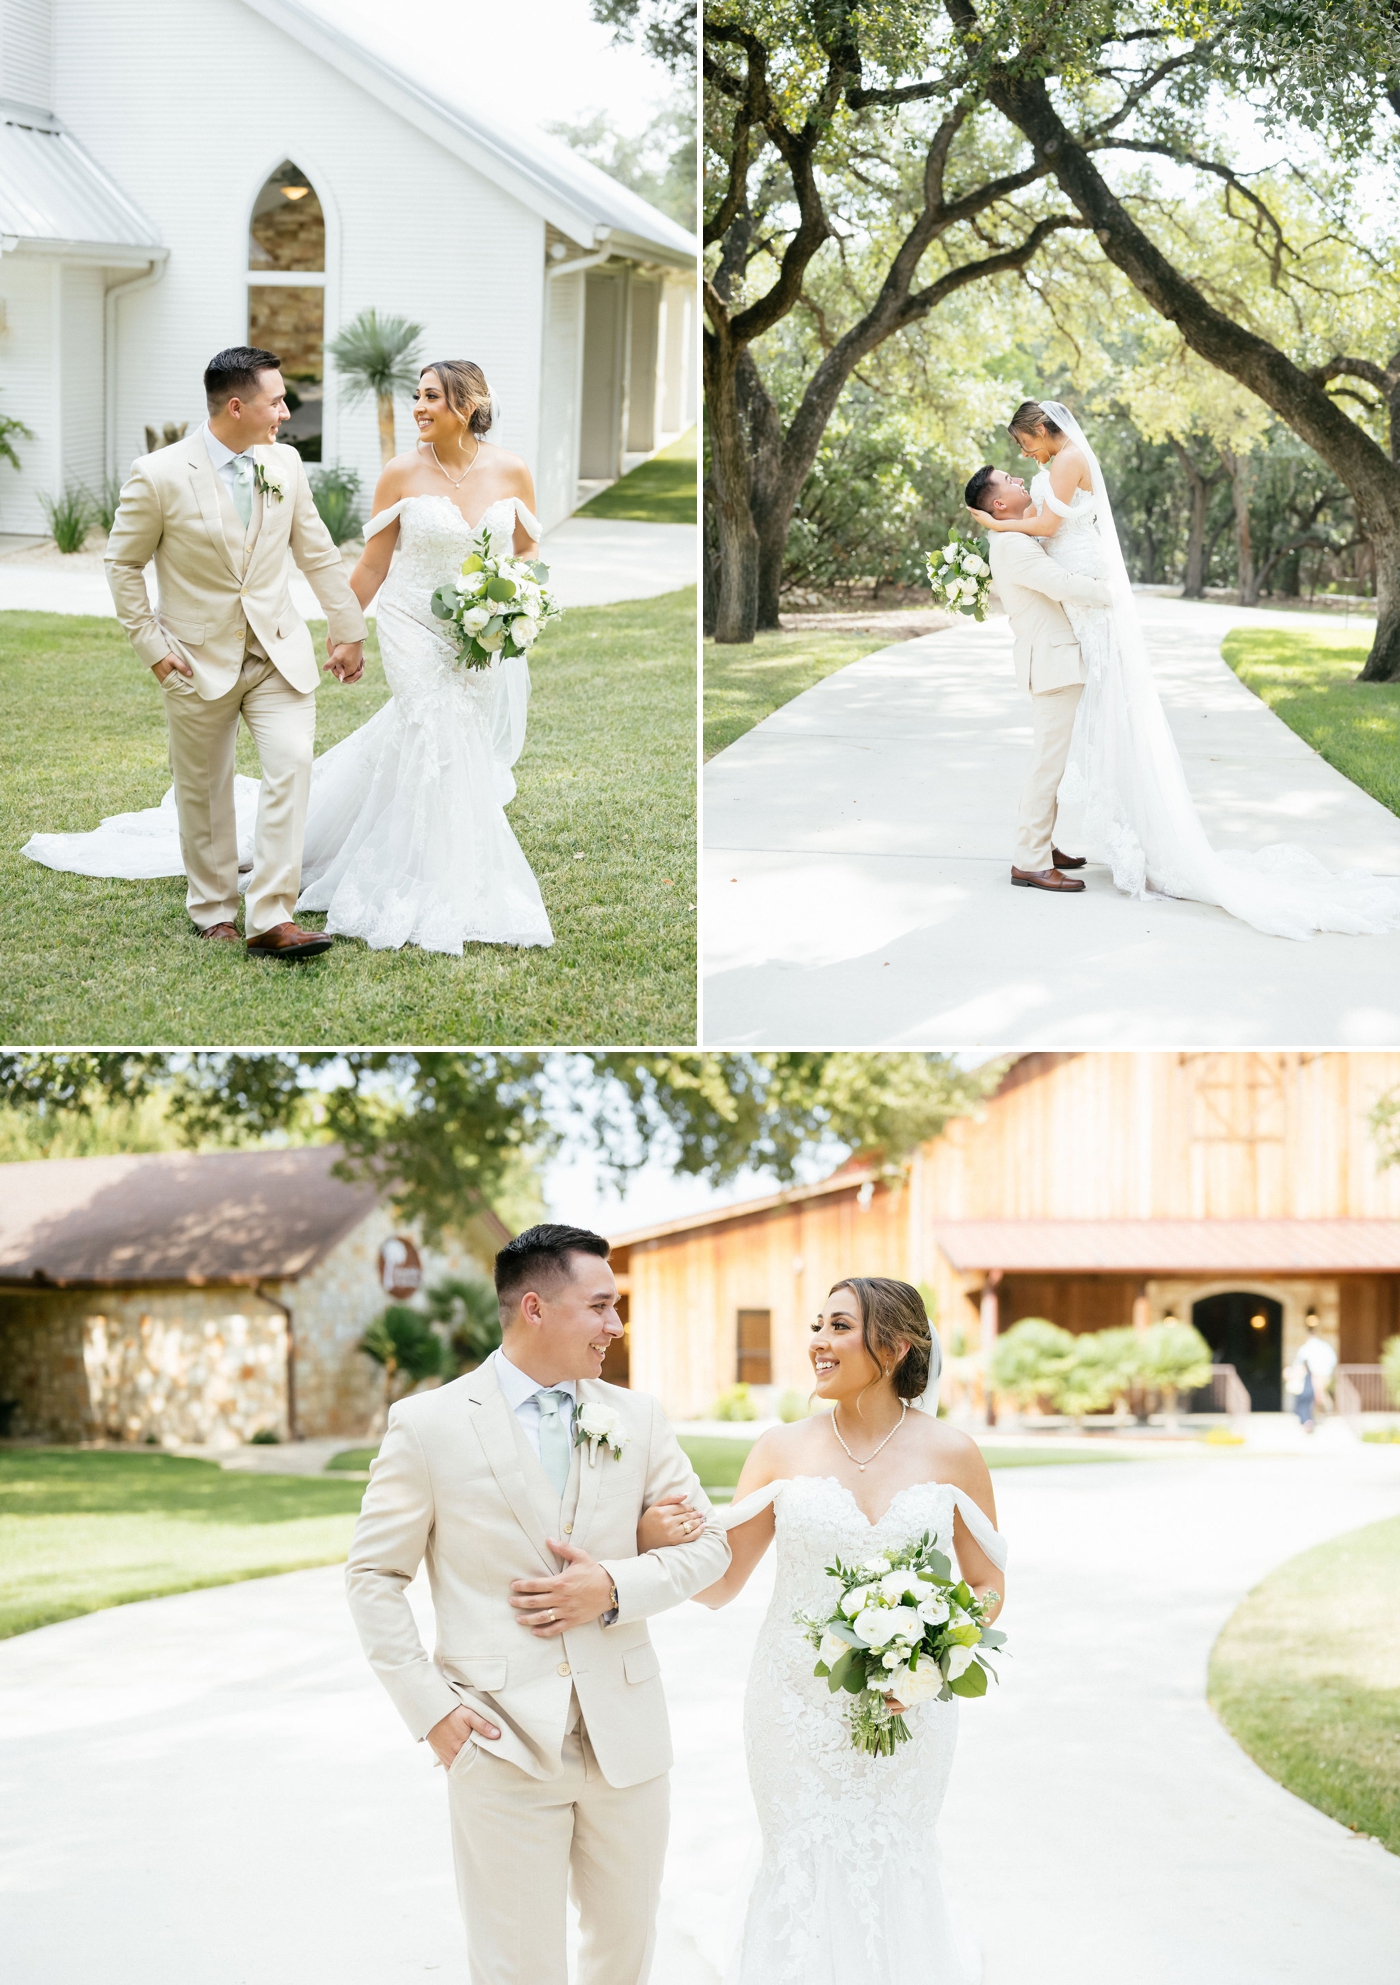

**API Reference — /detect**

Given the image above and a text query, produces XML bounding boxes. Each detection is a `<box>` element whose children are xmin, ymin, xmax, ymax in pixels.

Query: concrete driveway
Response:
<box><xmin>703</xmin><ymin>597</ymin><xmax>1400</xmax><ymax>1045</ymax></box>
<box><xmin>3</xmin><ymin>1444</ymin><xmax>1398</xmax><ymax>1983</ymax></box>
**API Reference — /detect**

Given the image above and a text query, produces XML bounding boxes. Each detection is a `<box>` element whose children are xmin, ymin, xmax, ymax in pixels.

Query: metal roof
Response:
<box><xmin>931</xmin><ymin>1220</ymin><xmax>1400</xmax><ymax>1274</ymax></box>
<box><xmin>0</xmin><ymin>1147</ymin><xmax>381</xmax><ymax>1288</ymax></box>
<box><xmin>0</xmin><ymin>99</ymin><xmax>164</xmax><ymax>258</ymax></box>
<box><xmin>245</xmin><ymin>0</ymin><xmax>696</xmax><ymax>266</ymax></box>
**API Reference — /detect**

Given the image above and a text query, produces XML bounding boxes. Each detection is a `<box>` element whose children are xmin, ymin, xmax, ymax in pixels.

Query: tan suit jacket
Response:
<box><xmin>987</xmin><ymin>531</ymin><xmax>1112</xmax><ymax>696</ymax></box>
<box><xmin>104</xmin><ymin>433</ymin><xmax>366</xmax><ymax>696</ymax></box>
<box><xmin>345</xmin><ymin>1357</ymin><xmax>731</xmax><ymax>1789</ymax></box>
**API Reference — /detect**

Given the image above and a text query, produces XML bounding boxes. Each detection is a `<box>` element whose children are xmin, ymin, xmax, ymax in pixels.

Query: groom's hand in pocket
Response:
<box><xmin>427</xmin><ymin>1703</ymin><xmax>501</xmax><ymax>1768</ymax></box>
<box><xmin>152</xmin><ymin>652</ymin><xmax>193</xmax><ymax>681</ymax></box>
<box><xmin>510</xmin><ymin>1539</ymin><xmax>616</xmax><ymax>1637</ymax></box>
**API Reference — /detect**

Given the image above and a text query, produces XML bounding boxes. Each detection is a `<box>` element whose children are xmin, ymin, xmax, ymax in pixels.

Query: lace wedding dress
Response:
<box><xmin>1035</xmin><ymin>402</ymin><xmax>1400</xmax><ymax>941</ymax></box>
<box><xmin>21</xmin><ymin>494</ymin><xmax>553</xmax><ymax>953</ymax></box>
<box><xmin>712</xmin><ymin>1474</ymin><xmax>1008</xmax><ymax>1985</ymax></box>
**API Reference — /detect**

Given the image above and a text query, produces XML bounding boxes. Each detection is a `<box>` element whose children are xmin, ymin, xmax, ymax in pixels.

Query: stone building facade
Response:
<box><xmin>0</xmin><ymin>1147</ymin><xmax>505</xmax><ymax>1446</ymax></box>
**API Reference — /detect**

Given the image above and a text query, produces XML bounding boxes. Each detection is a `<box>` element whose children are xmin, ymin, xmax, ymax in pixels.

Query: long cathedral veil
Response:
<box><xmin>1029</xmin><ymin>400</ymin><xmax>1400</xmax><ymax>939</ymax></box>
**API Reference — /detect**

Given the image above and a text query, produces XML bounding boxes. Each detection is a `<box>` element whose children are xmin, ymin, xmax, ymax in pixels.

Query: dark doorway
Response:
<box><xmin>1190</xmin><ymin>1291</ymin><xmax>1283</xmax><ymax>1410</ymax></box>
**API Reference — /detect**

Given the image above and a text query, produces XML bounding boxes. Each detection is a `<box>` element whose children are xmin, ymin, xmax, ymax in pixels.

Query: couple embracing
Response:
<box><xmin>345</xmin><ymin>1223</ymin><xmax>1008</xmax><ymax>1985</ymax></box>
<box><xmin>24</xmin><ymin>346</ymin><xmax>553</xmax><ymax>955</ymax></box>
<box><xmin>967</xmin><ymin>398</ymin><xmax>1400</xmax><ymax>940</ymax></box>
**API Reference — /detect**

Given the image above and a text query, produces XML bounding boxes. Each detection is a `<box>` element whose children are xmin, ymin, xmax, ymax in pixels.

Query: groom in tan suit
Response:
<box><xmin>105</xmin><ymin>346</ymin><xmax>367</xmax><ymax>958</ymax></box>
<box><xmin>967</xmin><ymin>465</ymin><xmax>1112</xmax><ymax>893</ymax></box>
<box><xmin>346</xmin><ymin>1223</ymin><xmax>730</xmax><ymax>1985</ymax></box>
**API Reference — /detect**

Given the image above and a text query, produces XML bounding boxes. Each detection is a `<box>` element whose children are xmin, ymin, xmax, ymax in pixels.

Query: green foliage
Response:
<box><xmin>990</xmin><ymin>1318</ymin><xmax>1076</xmax><ymax>1408</ymax></box>
<box><xmin>991</xmin><ymin>1316</ymin><xmax>1211</xmax><ymax>1414</ymax></box>
<box><xmin>307</xmin><ymin>464</ymin><xmax>364</xmax><ymax>546</ymax></box>
<box><xmin>1139</xmin><ymin>1320</ymin><xmax>1214</xmax><ymax>1397</ymax></box>
<box><xmin>590</xmin><ymin>0</ymin><xmax>693</xmax><ymax>74</ymax></box>
<box><xmin>704</xmin><ymin>625</ymin><xmax>884</xmax><ymax>758</ymax></box>
<box><xmin>360</xmin><ymin>1304</ymin><xmax>444</xmax><ymax>1394</ymax></box>
<box><xmin>712</xmin><ymin>1382</ymin><xmax>758</xmax><ymax>1421</ymax></box>
<box><xmin>778</xmin><ymin>1387</ymin><xmax>811</xmax><ymax>1422</ymax></box>
<box><xmin>41</xmin><ymin>487</ymin><xmax>94</xmax><ymax>554</ymax></box>
<box><xmin>0</xmin><ymin>397</ymin><xmax>34</xmax><ymax>475</ymax></box>
<box><xmin>327</xmin><ymin>308</ymin><xmax>425</xmax><ymax>406</ymax></box>
<box><xmin>90</xmin><ymin>474</ymin><xmax>125</xmax><ymax>534</ymax></box>
<box><xmin>676</xmin><ymin>1434</ymin><xmax>752</xmax><ymax>1487</ymax></box>
<box><xmin>248</xmin><ymin>1427</ymin><xmax>281</xmax><ymax>1444</ymax></box>
<box><xmin>548</xmin><ymin>89</ymin><xmax>696</xmax><ymax>230</ymax></box>
<box><xmin>576</xmin><ymin>428</ymin><xmax>697</xmax><ymax>523</ymax></box>
<box><xmin>1382</xmin><ymin>1335</ymin><xmax>1400</xmax><ymax>1409</ymax></box>
<box><xmin>425</xmin><ymin>1274</ymin><xmax>502</xmax><ymax>1370</ymax></box>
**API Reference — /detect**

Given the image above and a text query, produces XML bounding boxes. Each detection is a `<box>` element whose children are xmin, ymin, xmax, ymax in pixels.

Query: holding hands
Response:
<box><xmin>324</xmin><ymin>635</ymin><xmax>365</xmax><ymax>683</ymax></box>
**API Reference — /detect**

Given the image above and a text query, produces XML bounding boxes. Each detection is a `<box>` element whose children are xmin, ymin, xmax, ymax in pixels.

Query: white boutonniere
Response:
<box><xmin>573</xmin><ymin>1401</ymin><xmax>628</xmax><ymax>1467</ymax></box>
<box><xmin>253</xmin><ymin>458</ymin><xmax>285</xmax><ymax>503</ymax></box>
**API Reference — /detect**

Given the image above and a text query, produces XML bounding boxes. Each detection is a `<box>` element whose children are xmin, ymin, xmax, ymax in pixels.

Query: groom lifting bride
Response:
<box><xmin>105</xmin><ymin>346</ymin><xmax>367</xmax><ymax>959</ymax></box>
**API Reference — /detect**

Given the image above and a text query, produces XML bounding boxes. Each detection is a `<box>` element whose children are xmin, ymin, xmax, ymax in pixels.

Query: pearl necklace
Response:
<box><xmin>830</xmin><ymin>1398</ymin><xmax>907</xmax><ymax>1472</ymax></box>
<box><xmin>429</xmin><ymin>439</ymin><xmax>481</xmax><ymax>487</ymax></box>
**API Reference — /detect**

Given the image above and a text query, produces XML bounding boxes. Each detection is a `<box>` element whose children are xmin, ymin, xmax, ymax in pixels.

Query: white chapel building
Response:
<box><xmin>0</xmin><ymin>0</ymin><xmax>697</xmax><ymax>535</ymax></box>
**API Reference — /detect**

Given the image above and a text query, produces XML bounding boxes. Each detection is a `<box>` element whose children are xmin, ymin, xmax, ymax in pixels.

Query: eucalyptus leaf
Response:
<box><xmin>949</xmin><ymin>1660</ymin><xmax>988</xmax><ymax>1698</ymax></box>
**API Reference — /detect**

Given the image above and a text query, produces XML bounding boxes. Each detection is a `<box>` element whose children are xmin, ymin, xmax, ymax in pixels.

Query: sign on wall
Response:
<box><xmin>378</xmin><ymin>1236</ymin><xmax>423</xmax><ymax>1299</ymax></box>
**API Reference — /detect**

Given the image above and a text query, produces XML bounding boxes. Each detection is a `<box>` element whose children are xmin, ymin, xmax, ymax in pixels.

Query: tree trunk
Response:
<box><xmin>706</xmin><ymin>367</ymin><xmax>760</xmax><ymax>643</ymax></box>
<box><xmin>376</xmin><ymin>393</ymin><xmax>397</xmax><ymax>466</ymax></box>
<box><xmin>1358</xmin><ymin>524</ymin><xmax>1400</xmax><ymax>681</ymax></box>
<box><xmin>1220</xmin><ymin>450</ymin><xmax>1258</xmax><ymax>605</ymax></box>
<box><xmin>1168</xmin><ymin>437</ymin><xmax>1209</xmax><ymax>597</ymax></box>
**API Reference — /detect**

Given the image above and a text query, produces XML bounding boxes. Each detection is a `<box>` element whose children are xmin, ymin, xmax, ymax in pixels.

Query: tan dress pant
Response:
<box><xmin>1014</xmin><ymin>681</ymin><xmax>1084</xmax><ymax>871</ymax></box>
<box><xmin>446</xmin><ymin>1724</ymin><xmax>669</xmax><ymax>1985</ymax></box>
<box><xmin>160</xmin><ymin>653</ymin><xmax>316</xmax><ymax>936</ymax></box>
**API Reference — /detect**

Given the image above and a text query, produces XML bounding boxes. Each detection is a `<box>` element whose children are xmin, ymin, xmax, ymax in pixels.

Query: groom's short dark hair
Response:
<box><xmin>964</xmin><ymin>464</ymin><xmax>998</xmax><ymax>512</ymax></box>
<box><xmin>205</xmin><ymin>346</ymin><xmax>282</xmax><ymax>410</ymax></box>
<box><xmin>495</xmin><ymin>1223</ymin><xmax>611</xmax><ymax>1310</ymax></box>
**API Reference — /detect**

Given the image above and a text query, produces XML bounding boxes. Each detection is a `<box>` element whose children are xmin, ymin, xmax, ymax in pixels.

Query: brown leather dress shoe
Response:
<box><xmin>196</xmin><ymin>921</ymin><xmax>241</xmax><ymax>942</ymax></box>
<box><xmin>1011</xmin><ymin>865</ymin><xmax>1085</xmax><ymax>892</ymax></box>
<box><xmin>246</xmin><ymin>922</ymin><xmax>334</xmax><ymax>960</ymax></box>
<box><xmin>1051</xmin><ymin>846</ymin><xmax>1086</xmax><ymax>869</ymax></box>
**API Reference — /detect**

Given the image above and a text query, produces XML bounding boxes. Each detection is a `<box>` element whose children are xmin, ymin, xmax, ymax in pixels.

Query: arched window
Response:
<box><xmin>247</xmin><ymin>159</ymin><xmax>325</xmax><ymax>460</ymax></box>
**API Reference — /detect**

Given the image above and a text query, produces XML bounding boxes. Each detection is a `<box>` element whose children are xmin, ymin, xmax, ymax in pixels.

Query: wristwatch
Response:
<box><xmin>601</xmin><ymin>1578</ymin><xmax>620</xmax><ymax>1627</ymax></box>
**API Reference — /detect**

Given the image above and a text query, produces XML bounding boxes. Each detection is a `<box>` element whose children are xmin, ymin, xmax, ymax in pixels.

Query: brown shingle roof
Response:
<box><xmin>0</xmin><ymin>1147</ymin><xmax>384</xmax><ymax>1287</ymax></box>
<box><xmin>932</xmin><ymin>1219</ymin><xmax>1400</xmax><ymax>1274</ymax></box>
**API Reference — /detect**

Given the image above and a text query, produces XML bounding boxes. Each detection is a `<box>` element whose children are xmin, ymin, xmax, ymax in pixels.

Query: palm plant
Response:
<box><xmin>424</xmin><ymin>1275</ymin><xmax>501</xmax><ymax>1373</ymax></box>
<box><xmin>361</xmin><ymin>1303</ymin><xmax>444</xmax><ymax>1415</ymax></box>
<box><xmin>327</xmin><ymin>308</ymin><xmax>425</xmax><ymax>465</ymax></box>
<box><xmin>0</xmin><ymin>398</ymin><xmax>34</xmax><ymax>476</ymax></box>
<box><xmin>307</xmin><ymin>464</ymin><xmax>365</xmax><ymax>546</ymax></box>
<box><xmin>41</xmin><ymin>487</ymin><xmax>95</xmax><ymax>554</ymax></box>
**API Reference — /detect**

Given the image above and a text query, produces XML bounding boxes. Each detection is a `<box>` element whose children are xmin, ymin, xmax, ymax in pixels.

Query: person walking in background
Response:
<box><xmin>1286</xmin><ymin>1317</ymin><xmax>1338</xmax><ymax>1432</ymax></box>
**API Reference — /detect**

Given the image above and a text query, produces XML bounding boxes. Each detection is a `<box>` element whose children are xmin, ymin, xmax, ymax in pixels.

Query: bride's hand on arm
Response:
<box><xmin>637</xmin><ymin>1492</ymin><xmax>704</xmax><ymax>1552</ymax></box>
<box><xmin>692</xmin><ymin>1431</ymin><xmax>785</xmax><ymax>1610</ymax></box>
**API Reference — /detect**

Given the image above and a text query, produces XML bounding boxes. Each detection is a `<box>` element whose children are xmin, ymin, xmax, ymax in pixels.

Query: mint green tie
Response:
<box><xmin>536</xmin><ymin>1389</ymin><xmax>572</xmax><ymax>1496</ymax></box>
<box><xmin>231</xmin><ymin>454</ymin><xmax>254</xmax><ymax>527</ymax></box>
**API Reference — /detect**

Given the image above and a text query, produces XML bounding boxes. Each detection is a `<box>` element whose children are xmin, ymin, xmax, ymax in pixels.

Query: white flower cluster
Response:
<box><xmin>431</xmin><ymin>526</ymin><xmax>563</xmax><ymax>670</ymax></box>
<box><xmin>573</xmin><ymin>1399</ymin><xmax>628</xmax><ymax>1465</ymax></box>
<box><xmin>927</xmin><ymin>533</ymin><xmax>991</xmax><ymax>620</ymax></box>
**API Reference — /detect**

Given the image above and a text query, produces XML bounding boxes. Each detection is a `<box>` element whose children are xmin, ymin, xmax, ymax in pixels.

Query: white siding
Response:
<box><xmin>0</xmin><ymin>252</ymin><xmax>56</xmax><ymax>530</ymax></box>
<box><xmin>1</xmin><ymin>0</ymin><xmax>53</xmax><ymax>105</ymax></box>
<box><xmin>657</xmin><ymin>274</ymin><xmax>696</xmax><ymax>438</ymax></box>
<box><xmin>59</xmin><ymin>259</ymin><xmax>103</xmax><ymax>490</ymax></box>
<box><xmin>53</xmin><ymin>0</ymin><xmax>547</xmax><ymax>503</ymax></box>
<box><xmin>536</xmin><ymin>268</ymin><xmax>583</xmax><ymax>530</ymax></box>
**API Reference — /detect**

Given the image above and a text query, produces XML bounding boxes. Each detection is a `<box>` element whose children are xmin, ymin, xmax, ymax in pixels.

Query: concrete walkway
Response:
<box><xmin>703</xmin><ymin>597</ymin><xmax>1400</xmax><ymax>1046</ymax></box>
<box><xmin>3</xmin><ymin>1446</ymin><xmax>1398</xmax><ymax>1983</ymax></box>
<box><xmin>0</xmin><ymin>517</ymin><xmax>696</xmax><ymax>618</ymax></box>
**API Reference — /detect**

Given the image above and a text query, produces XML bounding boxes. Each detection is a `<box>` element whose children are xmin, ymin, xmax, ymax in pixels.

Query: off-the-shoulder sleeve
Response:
<box><xmin>951</xmin><ymin>1488</ymin><xmax>1008</xmax><ymax>1571</ymax></box>
<box><xmin>364</xmin><ymin>501</ymin><xmax>410</xmax><ymax>541</ymax></box>
<box><xmin>508</xmin><ymin>496</ymin><xmax>543</xmax><ymax>541</ymax></box>
<box><xmin>1041</xmin><ymin>486</ymin><xmax>1090</xmax><ymax>521</ymax></box>
<box><xmin>715</xmin><ymin>1479</ymin><xmax>789</xmax><ymax>1529</ymax></box>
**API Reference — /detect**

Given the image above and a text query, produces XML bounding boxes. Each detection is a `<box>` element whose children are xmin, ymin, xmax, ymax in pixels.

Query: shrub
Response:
<box><xmin>1382</xmin><ymin>1335</ymin><xmax>1400</xmax><ymax>1408</ymax></box>
<box><xmin>41</xmin><ymin>487</ymin><xmax>94</xmax><ymax>553</ymax></box>
<box><xmin>424</xmin><ymin>1275</ymin><xmax>501</xmax><ymax>1373</ymax></box>
<box><xmin>249</xmin><ymin>1427</ymin><xmax>281</xmax><ymax>1445</ymax></box>
<box><xmin>308</xmin><ymin>463</ymin><xmax>365</xmax><ymax>545</ymax></box>
<box><xmin>777</xmin><ymin>1388</ymin><xmax>810</xmax><ymax>1423</ymax></box>
<box><xmin>990</xmin><ymin>1318</ymin><xmax>1076</xmax><ymax>1409</ymax></box>
<box><xmin>713</xmin><ymin>1382</ymin><xmax>758</xmax><ymax>1422</ymax></box>
<box><xmin>90</xmin><ymin>474</ymin><xmax>125</xmax><ymax>533</ymax></box>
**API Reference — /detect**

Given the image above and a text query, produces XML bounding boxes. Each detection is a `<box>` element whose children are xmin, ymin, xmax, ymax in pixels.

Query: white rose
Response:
<box><xmin>460</xmin><ymin>607</ymin><xmax>491</xmax><ymax>635</ymax></box>
<box><xmin>881</xmin><ymin>1650</ymin><xmax>902</xmax><ymax>1669</ymax></box>
<box><xmin>861</xmin><ymin>1556</ymin><xmax>892</xmax><ymax>1575</ymax></box>
<box><xmin>478</xmin><ymin>624</ymin><xmax>506</xmax><ymax>651</ymax></box>
<box><xmin>577</xmin><ymin>1402</ymin><xmax>619</xmax><ymax>1439</ymax></box>
<box><xmin>944</xmin><ymin>1644</ymin><xmax>977</xmax><ymax>1681</ymax></box>
<box><xmin>457</xmin><ymin>572</ymin><xmax>486</xmax><ymax>597</ymax></box>
<box><xmin>941</xmin><ymin>544</ymin><xmax>959</xmax><ymax>564</ymax></box>
<box><xmin>897</xmin><ymin>1660</ymin><xmax>946</xmax><ymax>1704</ymax></box>
<box><xmin>967</xmin><ymin>555</ymin><xmax>988</xmax><ymax>576</ymax></box>
<box><xmin>851</xmin><ymin>1606</ymin><xmax>897</xmax><ymax>1647</ymax></box>
<box><xmin>917</xmin><ymin>1591</ymin><xmax>950</xmax><ymax>1626</ymax></box>
<box><xmin>511</xmin><ymin>616</ymin><xmax>540</xmax><ymax>649</ymax></box>
<box><xmin>841</xmin><ymin>1583</ymin><xmax>875</xmax><ymax>1620</ymax></box>
<box><xmin>879</xmin><ymin>1570</ymin><xmax>923</xmax><ymax>1604</ymax></box>
<box><xmin>885</xmin><ymin>1605</ymin><xmax>924</xmax><ymax>1643</ymax></box>
<box><xmin>817</xmin><ymin>1630</ymin><xmax>849</xmax><ymax>1669</ymax></box>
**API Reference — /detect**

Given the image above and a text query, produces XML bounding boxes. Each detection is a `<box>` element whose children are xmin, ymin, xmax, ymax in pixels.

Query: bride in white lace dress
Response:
<box><xmin>971</xmin><ymin>399</ymin><xmax>1400</xmax><ymax>941</ymax></box>
<box><xmin>23</xmin><ymin>361</ymin><xmax>553</xmax><ymax>953</ymax></box>
<box><xmin>643</xmin><ymin>1278</ymin><xmax>1007</xmax><ymax>1985</ymax></box>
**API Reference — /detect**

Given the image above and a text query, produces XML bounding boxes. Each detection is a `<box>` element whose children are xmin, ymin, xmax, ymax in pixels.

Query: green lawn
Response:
<box><xmin>0</xmin><ymin>590</ymin><xmax>695</xmax><ymax>1043</ymax></box>
<box><xmin>326</xmin><ymin>1446</ymin><xmax>379</xmax><ymax>1471</ymax></box>
<box><xmin>0</xmin><ymin>1447</ymin><xmax>367</xmax><ymax>1640</ymax></box>
<box><xmin>575</xmin><ymin>428</ymin><xmax>696</xmax><ymax>524</ymax></box>
<box><xmin>705</xmin><ymin>627</ymin><xmax>889</xmax><ymax>759</ymax></box>
<box><xmin>1210</xmin><ymin>1514</ymin><xmax>1400</xmax><ymax>1854</ymax></box>
<box><xmin>1222</xmin><ymin>626</ymin><xmax>1400</xmax><ymax>819</ymax></box>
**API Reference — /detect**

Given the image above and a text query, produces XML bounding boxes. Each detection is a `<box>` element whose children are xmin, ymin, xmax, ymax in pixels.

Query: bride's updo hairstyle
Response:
<box><xmin>829</xmin><ymin>1277</ymin><xmax>933</xmax><ymax>1404</ymax></box>
<box><xmin>1007</xmin><ymin>400</ymin><xmax>1063</xmax><ymax>445</ymax></box>
<box><xmin>422</xmin><ymin>359</ymin><xmax>494</xmax><ymax>437</ymax></box>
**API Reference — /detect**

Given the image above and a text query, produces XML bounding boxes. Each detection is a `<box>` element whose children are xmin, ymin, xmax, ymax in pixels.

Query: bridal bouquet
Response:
<box><xmin>430</xmin><ymin>526</ymin><xmax>562</xmax><ymax>670</ymax></box>
<box><xmin>926</xmin><ymin>532</ymin><xmax>991</xmax><ymax>620</ymax></box>
<box><xmin>798</xmin><ymin>1531</ymin><xmax>1006</xmax><ymax>1757</ymax></box>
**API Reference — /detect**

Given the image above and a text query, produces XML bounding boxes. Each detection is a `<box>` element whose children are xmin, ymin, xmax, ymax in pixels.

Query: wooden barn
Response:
<box><xmin>610</xmin><ymin>1053</ymin><xmax>1400</xmax><ymax>1421</ymax></box>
